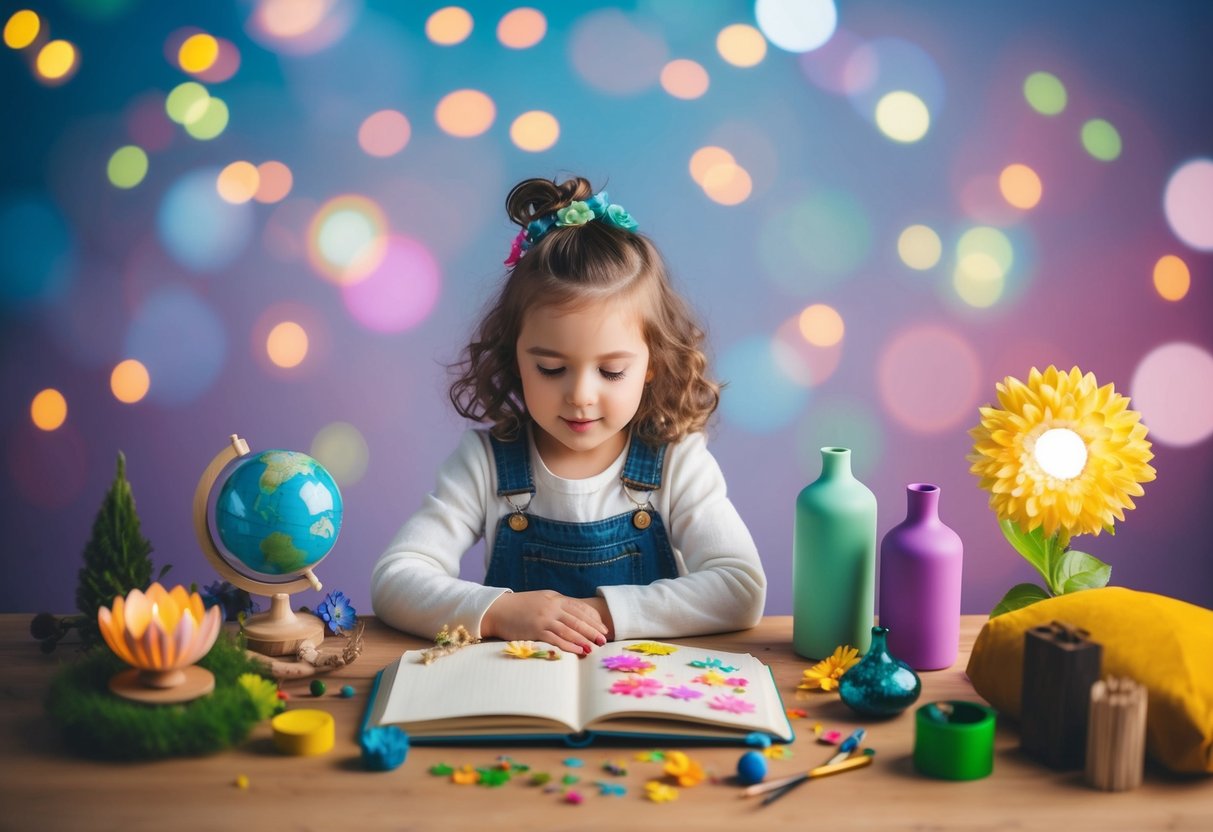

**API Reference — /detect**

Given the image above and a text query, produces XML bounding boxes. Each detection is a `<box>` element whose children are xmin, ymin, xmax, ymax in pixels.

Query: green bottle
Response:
<box><xmin>793</xmin><ymin>447</ymin><xmax>877</xmax><ymax>659</ymax></box>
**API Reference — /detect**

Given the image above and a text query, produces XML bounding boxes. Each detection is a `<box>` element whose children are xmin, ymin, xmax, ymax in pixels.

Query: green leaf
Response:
<box><xmin>998</xmin><ymin>520</ymin><xmax>1067</xmax><ymax>591</ymax></box>
<box><xmin>990</xmin><ymin>583</ymin><xmax>1051</xmax><ymax>617</ymax></box>
<box><xmin>1055</xmin><ymin>550</ymin><xmax>1111</xmax><ymax>593</ymax></box>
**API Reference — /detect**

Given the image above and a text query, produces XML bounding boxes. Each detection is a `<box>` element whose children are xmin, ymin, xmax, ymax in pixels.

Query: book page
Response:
<box><xmin>578</xmin><ymin>641</ymin><xmax>792</xmax><ymax>741</ymax></box>
<box><xmin>369</xmin><ymin>641</ymin><xmax>583</xmax><ymax>736</ymax></box>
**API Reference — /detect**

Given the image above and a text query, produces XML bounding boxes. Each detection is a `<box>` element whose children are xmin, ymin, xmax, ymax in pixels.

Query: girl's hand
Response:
<box><xmin>481</xmin><ymin>591</ymin><xmax>609</xmax><ymax>655</ymax></box>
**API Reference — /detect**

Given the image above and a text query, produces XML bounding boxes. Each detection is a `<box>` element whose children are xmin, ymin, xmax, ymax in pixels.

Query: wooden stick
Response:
<box><xmin>1085</xmin><ymin>676</ymin><xmax>1147</xmax><ymax>791</ymax></box>
<box><xmin>740</xmin><ymin>753</ymin><xmax>874</xmax><ymax>799</ymax></box>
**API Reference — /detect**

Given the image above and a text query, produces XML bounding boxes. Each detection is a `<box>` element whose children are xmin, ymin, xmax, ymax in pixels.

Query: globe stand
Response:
<box><xmin>193</xmin><ymin>434</ymin><xmax>330</xmax><ymax>659</ymax></box>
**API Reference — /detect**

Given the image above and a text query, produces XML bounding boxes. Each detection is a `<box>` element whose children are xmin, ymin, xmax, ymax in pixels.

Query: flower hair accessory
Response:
<box><xmin>504</xmin><ymin>190</ymin><xmax>638</xmax><ymax>266</ymax></box>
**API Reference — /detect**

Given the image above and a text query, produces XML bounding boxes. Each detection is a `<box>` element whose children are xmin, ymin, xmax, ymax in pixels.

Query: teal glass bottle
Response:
<box><xmin>792</xmin><ymin>447</ymin><xmax>877</xmax><ymax>659</ymax></box>
<box><xmin>839</xmin><ymin>625</ymin><xmax>922</xmax><ymax>717</ymax></box>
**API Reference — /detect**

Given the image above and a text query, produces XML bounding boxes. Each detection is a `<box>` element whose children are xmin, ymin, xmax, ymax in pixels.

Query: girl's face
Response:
<box><xmin>516</xmin><ymin>296</ymin><xmax>650</xmax><ymax>477</ymax></box>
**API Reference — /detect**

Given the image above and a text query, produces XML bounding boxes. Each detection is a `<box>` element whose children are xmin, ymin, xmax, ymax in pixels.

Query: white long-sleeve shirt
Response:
<box><xmin>371</xmin><ymin>428</ymin><xmax>767</xmax><ymax>641</ymax></box>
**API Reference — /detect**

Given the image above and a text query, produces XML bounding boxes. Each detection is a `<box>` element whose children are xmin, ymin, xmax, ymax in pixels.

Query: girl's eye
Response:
<box><xmin>600</xmin><ymin>369</ymin><xmax>626</xmax><ymax>381</ymax></box>
<box><xmin>536</xmin><ymin>365</ymin><xmax>565</xmax><ymax>377</ymax></box>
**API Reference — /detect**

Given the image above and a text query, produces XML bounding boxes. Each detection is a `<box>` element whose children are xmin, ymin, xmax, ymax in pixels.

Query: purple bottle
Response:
<box><xmin>879</xmin><ymin>483</ymin><xmax>963</xmax><ymax>671</ymax></box>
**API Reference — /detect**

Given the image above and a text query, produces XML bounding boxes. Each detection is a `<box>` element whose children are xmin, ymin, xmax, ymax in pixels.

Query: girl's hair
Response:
<box><xmin>450</xmin><ymin>175</ymin><xmax>720</xmax><ymax>446</ymax></box>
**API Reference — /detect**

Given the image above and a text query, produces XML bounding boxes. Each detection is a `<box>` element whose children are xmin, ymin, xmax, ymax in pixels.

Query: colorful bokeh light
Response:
<box><xmin>107</xmin><ymin>146</ymin><xmax>149</xmax><ymax>189</ymax></box>
<box><xmin>165</xmin><ymin>81</ymin><xmax>209</xmax><ymax>125</ymax></box>
<box><xmin>1163</xmin><ymin>158</ymin><xmax>1213</xmax><ymax>251</ymax></box>
<box><xmin>1152</xmin><ymin>254</ymin><xmax>1190</xmax><ymax>301</ymax></box>
<box><xmin>434</xmin><ymin>89</ymin><xmax>496</xmax><ymax>138</ymax></box>
<box><xmin>497</xmin><ymin>7</ymin><xmax>546</xmax><ymax>49</ymax></box>
<box><xmin>509</xmin><ymin>110</ymin><xmax>560</xmax><ymax>152</ymax></box>
<box><xmin>1081</xmin><ymin>118</ymin><xmax>1122</xmax><ymax>161</ymax></box>
<box><xmin>178</xmin><ymin>33</ymin><xmax>219</xmax><ymax>73</ymax></box>
<box><xmin>35</xmin><ymin>39</ymin><xmax>78</xmax><ymax>83</ymax></box>
<box><xmin>307</xmin><ymin>194</ymin><xmax>389</xmax><ymax>286</ymax></box>
<box><xmin>1131</xmin><ymin>342</ymin><xmax>1213</xmax><ymax>447</ymax></box>
<box><xmin>158</xmin><ymin>168</ymin><xmax>254</xmax><ymax>272</ymax></box>
<box><xmin>878</xmin><ymin>326</ymin><xmax>981</xmax><ymax>433</ymax></box>
<box><xmin>110</xmin><ymin>359</ymin><xmax>150</xmax><ymax>404</ymax></box>
<box><xmin>341</xmin><ymin>235</ymin><xmax>442</xmax><ymax>333</ymax></box>
<box><xmin>266</xmin><ymin>320</ymin><xmax>309</xmax><ymax>368</ymax></box>
<box><xmin>311</xmin><ymin>422</ymin><xmax>370</xmax><ymax>487</ymax></box>
<box><xmin>689</xmin><ymin>146</ymin><xmax>735</xmax><ymax>186</ymax></box>
<box><xmin>184</xmin><ymin>96</ymin><xmax>229</xmax><ymax>140</ymax></box>
<box><xmin>216</xmin><ymin>161</ymin><xmax>260</xmax><ymax>204</ymax></box>
<box><xmin>359</xmin><ymin>110</ymin><xmax>411</xmax><ymax>157</ymax></box>
<box><xmin>4</xmin><ymin>9</ymin><xmax>40</xmax><ymax>49</ymax></box>
<box><xmin>718</xmin><ymin>335</ymin><xmax>810</xmax><ymax>433</ymax></box>
<box><xmin>570</xmin><ymin>9</ymin><xmax>667</xmax><ymax>94</ymax></box>
<box><xmin>124</xmin><ymin>286</ymin><xmax>226</xmax><ymax>405</ymax></box>
<box><xmin>759</xmin><ymin>191</ymin><xmax>872</xmax><ymax>294</ymax></box>
<box><xmin>30</xmin><ymin>388</ymin><xmax>67</xmax><ymax>431</ymax></box>
<box><xmin>756</xmin><ymin>0</ymin><xmax>837</xmax><ymax>53</ymax></box>
<box><xmin>874</xmin><ymin>90</ymin><xmax>930</xmax><ymax>142</ymax></box>
<box><xmin>660</xmin><ymin>59</ymin><xmax>709</xmax><ymax>100</ymax></box>
<box><xmin>701</xmin><ymin>162</ymin><xmax>753</xmax><ymax>205</ymax></box>
<box><xmin>898</xmin><ymin>224</ymin><xmax>942</xmax><ymax>270</ymax></box>
<box><xmin>798</xmin><ymin>304</ymin><xmax>845</xmax><ymax>347</ymax></box>
<box><xmin>999</xmin><ymin>163</ymin><xmax>1043</xmax><ymax>209</ymax></box>
<box><xmin>717</xmin><ymin>23</ymin><xmax>767</xmax><ymax>68</ymax></box>
<box><xmin>1024</xmin><ymin>71</ymin><xmax>1066</xmax><ymax>115</ymax></box>
<box><xmin>254</xmin><ymin>161</ymin><xmax>293</xmax><ymax>203</ymax></box>
<box><xmin>426</xmin><ymin>6</ymin><xmax>473</xmax><ymax>46</ymax></box>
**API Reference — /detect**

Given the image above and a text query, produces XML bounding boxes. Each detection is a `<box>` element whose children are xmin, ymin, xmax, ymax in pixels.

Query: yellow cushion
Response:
<box><xmin>966</xmin><ymin>586</ymin><xmax>1213</xmax><ymax>774</ymax></box>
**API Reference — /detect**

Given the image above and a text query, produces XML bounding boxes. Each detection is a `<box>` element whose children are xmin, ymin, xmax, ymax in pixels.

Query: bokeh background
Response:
<box><xmin>3</xmin><ymin>0</ymin><xmax>1211</xmax><ymax>618</ymax></box>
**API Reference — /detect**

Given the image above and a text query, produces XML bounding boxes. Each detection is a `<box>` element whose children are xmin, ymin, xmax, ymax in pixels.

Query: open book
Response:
<box><xmin>362</xmin><ymin>639</ymin><xmax>794</xmax><ymax>746</ymax></box>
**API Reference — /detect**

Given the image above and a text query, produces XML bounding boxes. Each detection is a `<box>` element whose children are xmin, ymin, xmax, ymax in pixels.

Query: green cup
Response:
<box><xmin>913</xmin><ymin>700</ymin><xmax>995</xmax><ymax>780</ymax></box>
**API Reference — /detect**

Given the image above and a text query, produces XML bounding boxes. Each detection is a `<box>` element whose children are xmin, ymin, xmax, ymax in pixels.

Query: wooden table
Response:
<box><xmin>2</xmin><ymin>615</ymin><xmax>1209</xmax><ymax>830</ymax></box>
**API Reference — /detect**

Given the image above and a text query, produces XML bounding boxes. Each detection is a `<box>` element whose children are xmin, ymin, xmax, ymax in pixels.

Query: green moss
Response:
<box><xmin>45</xmin><ymin>634</ymin><xmax>270</xmax><ymax>760</ymax></box>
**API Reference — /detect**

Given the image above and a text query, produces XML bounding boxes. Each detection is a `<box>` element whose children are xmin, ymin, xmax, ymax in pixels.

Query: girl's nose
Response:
<box><xmin>567</xmin><ymin>371</ymin><xmax>596</xmax><ymax>407</ymax></box>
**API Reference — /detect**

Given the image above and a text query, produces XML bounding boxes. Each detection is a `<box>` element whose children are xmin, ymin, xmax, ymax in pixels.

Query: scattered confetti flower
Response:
<box><xmin>763</xmin><ymin>745</ymin><xmax>792</xmax><ymax>759</ymax></box>
<box><xmin>609</xmin><ymin>676</ymin><xmax>663</xmax><ymax>698</ymax></box>
<box><xmin>819</xmin><ymin>729</ymin><xmax>843</xmax><ymax>745</ymax></box>
<box><xmin>530</xmin><ymin>772</ymin><xmax>552</xmax><ymax>786</ymax></box>
<box><xmin>601</xmin><ymin>654</ymin><xmax>656</xmax><ymax>673</ymax></box>
<box><xmin>635</xmin><ymin>750</ymin><xmax>666</xmax><ymax>762</ymax></box>
<box><xmin>595</xmin><ymin>781</ymin><xmax>627</xmax><ymax>796</ymax></box>
<box><xmin>785</xmin><ymin>708</ymin><xmax>809</xmax><ymax>720</ymax></box>
<box><xmin>451</xmin><ymin>765</ymin><xmax>480</xmax><ymax>785</ymax></box>
<box><xmin>664</xmin><ymin>684</ymin><xmax>703</xmax><ymax>701</ymax></box>
<box><xmin>709</xmin><ymin>694</ymin><xmax>757</xmax><ymax>715</ymax></box>
<box><xmin>799</xmin><ymin>645</ymin><xmax>861</xmax><ymax>692</ymax></box>
<box><xmin>691</xmin><ymin>669</ymin><xmax>729</xmax><ymax>687</ymax></box>
<box><xmin>429</xmin><ymin>763</ymin><xmax>454</xmax><ymax>776</ymax></box>
<box><xmin>561</xmin><ymin>774</ymin><xmax>579</xmax><ymax>786</ymax></box>
<box><xmin>476</xmin><ymin>767</ymin><xmax>510</xmax><ymax>787</ymax></box>
<box><xmin>563</xmin><ymin>757</ymin><xmax>584</xmax><ymax>768</ymax></box>
<box><xmin>234</xmin><ymin>774</ymin><xmax>249</xmax><ymax>789</ymax></box>
<box><xmin>315</xmin><ymin>590</ymin><xmax>357</xmax><ymax>635</ymax></box>
<box><xmin>663</xmin><ymin>750</ymin><xmax>706</xmax><ymax>787</ymax></box>
<box><xmin>625</xmin><ymin>642</ymin><xmax>679</xmax><ymax>655</ymax></box>
<box><xmin>725</xmin><ymin>677</ymin><xmax>749</xmax><ymax>688</ymax></box>
<box><xmin>602</xmin><ymin>761</ymin><xmax>628</xmax><ymax>776</ymax></box>
<box><xmin>564</xmin><ymin>790</ymin><xmax>583</xmax><ymax>805</ymax></box>
<box><xmin>689</xmin><ymin>657</ymin><xmax>739</xmax><ymax>672</ymax></box>
<box><xmin>646</xmin><ymin>781</ymin><xmax>679</xmax><ymax>803</ymax></box>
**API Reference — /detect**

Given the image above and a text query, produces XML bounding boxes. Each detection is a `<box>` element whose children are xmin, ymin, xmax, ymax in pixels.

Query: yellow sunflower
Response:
<box><xmin>798</xmin><ymin>645</ymin><xmax>860</xmax><ymax>692</ymax></box>
<box><xmin>968</xmin><ymin>366</ymin><xmax>1156</xmax><ymax>539</ymax></box>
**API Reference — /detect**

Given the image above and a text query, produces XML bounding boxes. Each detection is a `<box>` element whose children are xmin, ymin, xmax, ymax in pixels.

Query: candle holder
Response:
<box><xmin>98</xmin><ymin>583</ymin><xmax>222</xmax><ymax>704</ymax></box>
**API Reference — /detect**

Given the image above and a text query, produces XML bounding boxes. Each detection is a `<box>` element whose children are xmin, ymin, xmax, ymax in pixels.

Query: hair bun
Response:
<box><xmin>506</xmin><ymin>176</ymin><xmax>594</xmax><ymax>227</ymax></box>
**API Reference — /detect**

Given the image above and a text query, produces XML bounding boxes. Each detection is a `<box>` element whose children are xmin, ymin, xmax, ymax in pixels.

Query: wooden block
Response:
<box><xmin>1020</xmin><ymin>620</ymin><xmax>1103</xmax><ymax>770</ymax></box>
<box><xmin>1086</xmin><ymin>677</ymin><xmax>1148</xmax><ymax>791</ymax></box>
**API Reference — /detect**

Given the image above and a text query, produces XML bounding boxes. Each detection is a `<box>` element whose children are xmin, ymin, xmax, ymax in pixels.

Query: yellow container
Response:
<box><xmin>272</xmin><ymin>709</ymin><xmax>335</xmax><ymax>756</ymax></box>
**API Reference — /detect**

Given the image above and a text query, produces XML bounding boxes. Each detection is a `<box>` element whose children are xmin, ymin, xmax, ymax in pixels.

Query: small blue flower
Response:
<box><xmin>316</xmin><ymin>590</ymin><xmax>357</xmax><ymax>635</ymax></box>
<box><xmin>201</xmin><ymin>580</ymin><xmax>258</xmax><ymax>623</ymax></box>
<box><xmin>604</xmin><ymin>204</ymin><xmax>638</xmax><ymax>231</ymax></box>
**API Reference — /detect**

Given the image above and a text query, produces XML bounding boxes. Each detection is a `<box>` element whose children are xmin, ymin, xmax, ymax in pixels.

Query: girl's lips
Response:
<box><xmin>562</xmin><ymin>417</ymin><xmax>598</xmax><ymax>433</ymax></box>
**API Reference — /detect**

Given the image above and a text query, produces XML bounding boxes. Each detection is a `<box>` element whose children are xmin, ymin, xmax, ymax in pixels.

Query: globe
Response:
<box><xmin>213</xmin><ymin>449</ymin><xmax>343</xmax><ymax>579</ymax></box>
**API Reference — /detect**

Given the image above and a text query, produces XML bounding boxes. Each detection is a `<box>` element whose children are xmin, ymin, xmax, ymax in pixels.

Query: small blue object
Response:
<box><xmin>360</xmin><ymin>726</ymin><xmax>409</xmax><ymax>772</ymax></box>
<box><xmin>736</xmin><ymin>750</ymin><xmax>767</xmax><ymax>786</ymax></box>
<box><xmin>745</xmin><ymin>731</ymin><xmax>773</xmax><ymax>749</ymax></box>
<box><xmin>563</xmin><ymin>757</ymin><xmax>584</xmax><ymax>768</ymax></box>
<box><xmin>340</xmin><ymin>685</ymin><xmax>356</xmax><ymax>698</ymax></box>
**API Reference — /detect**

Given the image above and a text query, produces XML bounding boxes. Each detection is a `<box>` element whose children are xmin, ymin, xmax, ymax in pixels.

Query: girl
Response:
<box><xmin>371</xmin><ymin>175</ymin><xmax>766</xmax><ymax>655</ymax></box>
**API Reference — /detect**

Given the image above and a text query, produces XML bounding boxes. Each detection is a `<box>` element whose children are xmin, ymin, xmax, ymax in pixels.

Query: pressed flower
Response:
<box><xmin>555</xmin><ymin>201</ymin><xmax>594</xmax><ymax>226</ymax></box>
<box><xmin>634</xmin><ymin>749</ymin><xmax>665</xmax><ymax>762</ymax></box>
<box><xmin>798</xmin><ymin>645</ymin><xmax>861</xmax><ymax>692</ymax></box>
<box><xmin>315</xmin><ymin>590</ymin><xmax>356</xmax><ymax>635</ymax></box>
<box><xmin>451</xmin><ymin>765</ymin><xmax>480</xmax><ymax>785</ymax></box>
<box><xmin>600</xmin><ymin>654</ymin><xmax>655</xmax><ymax>673</ymax></box>
<box><xmin>609</xmin><ymin>676</ymin><xmax>663</xmax><ymax>698</ymax></box>
<box><xmin>624</xmin><ymin>641</ymin><xmax>678</xmax><ymax>655</ymax></box>
<box><xmin>708</xmin><ymin>694</ymin><xmax>757</xmax><ymax>715</ymax></box>
<box><xmin>662</xmin><ymin>750</ymin><xmax>706</xmax><ymax>786</ymax></box>
<box><xmin>968</xmin><ymin>365</ymin><xmax>1155</xmax><ymax>539</ymax></box>
<box><xmin>663</xmin><ymin>684</ymin><xmax>703</xmax><ymax>701</ymax></box>
<box><xmin>503</xmin><ymin>641</ymin><xmax>537</xmax><ymax>659</ymax></box>
<box><xmin>691</xmin><ymin>669</ymin><xmax>729</xmax><ymax>687</ymax></box>
<box><xmin>645</xmin><ymin>780</ymin><xmax>679</xmax><ymax>803</ymax></box>
<box><xmin>689</xmin><ymin>657</ymin><xmax>738</xmax><ymax>672</ymax></box>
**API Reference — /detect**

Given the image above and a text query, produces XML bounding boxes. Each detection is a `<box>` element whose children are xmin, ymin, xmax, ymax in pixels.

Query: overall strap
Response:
<box><xmin>489</xmin><ymin>432</ymin><xmax>535</xmax><ymax>497</ymax></box>
<box><xmin>620</xmin><ymin>435</ymin><xmax>667</xmax><ymax>491</ymax></box>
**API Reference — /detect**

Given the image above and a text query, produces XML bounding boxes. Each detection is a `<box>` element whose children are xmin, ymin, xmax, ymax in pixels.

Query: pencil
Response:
<box><xmin>740</xmin><ymin>752</ymin><xmax>874</xmax><ymax>800</ymax></box>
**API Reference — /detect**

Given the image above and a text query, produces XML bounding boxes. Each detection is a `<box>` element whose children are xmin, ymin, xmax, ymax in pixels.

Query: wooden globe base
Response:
<box><xmin>243</xmin><ymin>593</ymin><xmax>326</xmax><ymax>657</ymax></box>
<box><xmin>108</xmin><ymin>665</ymin><xmax>215</xmax><ymax>704</ymax></box>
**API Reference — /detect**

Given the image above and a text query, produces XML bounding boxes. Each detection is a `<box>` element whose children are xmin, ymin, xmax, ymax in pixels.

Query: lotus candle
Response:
<box><xmin>98</xmin><ymin>583</ymin><xmax>222</xmax><ymax>703</ymax></box>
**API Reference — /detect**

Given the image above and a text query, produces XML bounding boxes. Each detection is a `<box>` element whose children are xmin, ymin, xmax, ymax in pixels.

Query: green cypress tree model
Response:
<box><xmin>31</xmin><ymin>452</ymin><xmax>170</xmax><ymax>651</ymax></box>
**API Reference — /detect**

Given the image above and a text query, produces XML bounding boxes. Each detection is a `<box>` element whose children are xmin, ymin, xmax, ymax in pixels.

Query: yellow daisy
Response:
<box><xmin>798</xmin><ymin>645</ymin><xmax>860</xmax><ymax>692</ymax></box>
<box><xmin>968</xmin><ymin>366</ymin><xmax>1155</xmax><ymax>539</ymax></box>
<box><xmin>503</xmin><ymin>640</ymin><xmax>537</xmax><ymax>659</ymax></box>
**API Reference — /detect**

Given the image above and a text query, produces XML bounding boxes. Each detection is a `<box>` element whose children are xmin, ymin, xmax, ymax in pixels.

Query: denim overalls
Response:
<box><xmin>483</xmin><ymin>430</ymin><xmax>680</xmax><ymax>596</ymax></box>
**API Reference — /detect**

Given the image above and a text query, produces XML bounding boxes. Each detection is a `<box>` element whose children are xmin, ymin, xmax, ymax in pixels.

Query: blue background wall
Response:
<box><xmin>3</xmin><ymin>0</ymin><xmax>1211</xmax><ymax>618</ymax></box>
